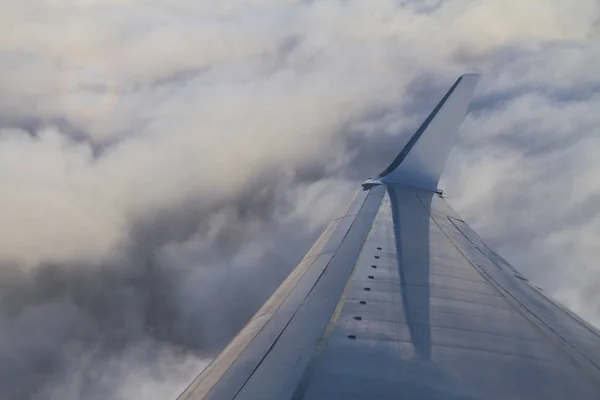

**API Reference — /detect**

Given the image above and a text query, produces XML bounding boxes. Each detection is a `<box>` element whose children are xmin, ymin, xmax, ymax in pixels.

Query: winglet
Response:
<box><xmin>363</xmin><ymin>74</ymin><xmax>480</xmax><ymax>191</ymax></box>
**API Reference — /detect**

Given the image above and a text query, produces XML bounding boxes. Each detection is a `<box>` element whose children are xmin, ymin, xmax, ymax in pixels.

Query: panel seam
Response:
<box><xmin>417</xmin><ymin>195</ymin><xmax>600</xmax><ymax>385</ymax></box>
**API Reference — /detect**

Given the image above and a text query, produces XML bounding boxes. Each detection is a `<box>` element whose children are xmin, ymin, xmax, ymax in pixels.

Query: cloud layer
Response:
<box><xmin>1</xmin><ymin>0</ymin><xmax>599</xmax><ymax>398</ymax></box>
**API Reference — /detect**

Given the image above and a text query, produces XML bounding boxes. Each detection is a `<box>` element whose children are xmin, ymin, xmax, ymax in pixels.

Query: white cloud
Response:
<box><xmin>1</xmin><ymin>0</ymin><xmax>600</xmax><ymax>397</ymax></box>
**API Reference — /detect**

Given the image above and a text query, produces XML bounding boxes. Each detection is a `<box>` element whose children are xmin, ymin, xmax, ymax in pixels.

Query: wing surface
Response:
<box><xmin>178</xmin><ymin>76</ymin><xmax>600</xmax><ymax>400</ymax></box>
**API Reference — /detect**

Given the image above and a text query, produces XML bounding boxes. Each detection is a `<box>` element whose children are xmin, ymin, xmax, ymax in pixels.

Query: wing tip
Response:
<box><xmin>459</xmin><ymin>73</ymin><xmax>481</xmax><ymax>84</ymax></box>
<box><xmin>374</xmin><ymin>73</ymin><xmax>480</xmax><ymax>190</ymax></box>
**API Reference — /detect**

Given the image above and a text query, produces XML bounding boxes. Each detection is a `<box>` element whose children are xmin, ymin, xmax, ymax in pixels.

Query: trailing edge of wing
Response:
<box><xmin>364</xmin><ymin>74</ymin><xmax>480</xmax><ymax>191</ymax></box>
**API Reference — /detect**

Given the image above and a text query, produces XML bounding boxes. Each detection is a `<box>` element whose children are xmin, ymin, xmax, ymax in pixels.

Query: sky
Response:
<box><xmin>1</xmin><ymin>0</ymin><xmax>599</xmax><ymax>398</ymax></box>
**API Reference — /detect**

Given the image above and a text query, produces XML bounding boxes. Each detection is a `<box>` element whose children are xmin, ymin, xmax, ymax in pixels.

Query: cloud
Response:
<box><xmin>1</xmin><ymin>0</ymin><xmax>599</xmax><ymax>398</ymax></box>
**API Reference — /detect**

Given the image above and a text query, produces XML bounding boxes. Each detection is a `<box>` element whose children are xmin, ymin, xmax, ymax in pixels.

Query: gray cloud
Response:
<box><xmin>1</xmin><ymin>0</ymin><xmax>600</xmax><ymax>398</ymax></box>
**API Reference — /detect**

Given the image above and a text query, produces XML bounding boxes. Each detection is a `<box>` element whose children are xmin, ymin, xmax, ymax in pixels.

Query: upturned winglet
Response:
<box><xmin>363</xmin><ymin>74</ymin><xmax>480</xmax><ymax>191</ymax></box>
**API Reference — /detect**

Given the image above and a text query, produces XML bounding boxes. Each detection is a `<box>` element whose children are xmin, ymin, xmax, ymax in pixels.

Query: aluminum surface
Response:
<box><xmin>378</xmin><ymin>74</ymin><xmax>480</xmax><ymax>191</ymax></box>
<box><xmin>178</xmin><ymin>184</ymin><xmax>600</xmax><ymax>400</ymax></box>
<box><xmin>298</xmin><ymin>185</ymin><xmax>600</xmax><ymax>399</ymax></box>
<box><xmin>178</xmin><ymin>187</ymin><xmax>386</xmax><ymax>400</ymax></box>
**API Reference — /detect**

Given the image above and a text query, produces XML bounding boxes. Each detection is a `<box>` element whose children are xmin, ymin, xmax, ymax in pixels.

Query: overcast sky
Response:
<box><xmin>1</xmin><ymin>0</ymin><xmax>600</xmax><ymax>399</ymax></box>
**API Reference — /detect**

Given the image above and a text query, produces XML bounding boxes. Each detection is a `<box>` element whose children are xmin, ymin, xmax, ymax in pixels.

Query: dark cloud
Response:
<box><xmin>0</xmin><ymin>176</ymin><xmax>326</xmax><ymax>399</ymax></box>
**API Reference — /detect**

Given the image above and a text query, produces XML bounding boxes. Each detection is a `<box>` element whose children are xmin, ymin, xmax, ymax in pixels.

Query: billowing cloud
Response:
<box><xmin>1</xmin><ymin>0</ymin><xmax>599</xmax><ymax>398</ymax></box>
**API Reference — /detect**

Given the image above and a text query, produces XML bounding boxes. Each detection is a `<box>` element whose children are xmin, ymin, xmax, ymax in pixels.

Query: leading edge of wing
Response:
<box><xmin>363</xmin><ymin>74</ymin><xmax>480</xmax><ymax>192</ymax></box>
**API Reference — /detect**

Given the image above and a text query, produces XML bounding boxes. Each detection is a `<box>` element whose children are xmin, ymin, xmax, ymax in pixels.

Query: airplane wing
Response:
<box><xmin>178</xmin><ymin>75</ymin><xmax>600</xmax><ymax>399</ymax></box>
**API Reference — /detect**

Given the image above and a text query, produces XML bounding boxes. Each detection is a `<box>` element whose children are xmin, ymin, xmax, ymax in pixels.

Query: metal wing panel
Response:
<box><xmin>179</xmin><ymin>182</ymin><xmax>600</xmax><ymax>400</ymax></box>
<box><xmin>297</xmin><ymin>184</ymin><xmax>600</xmax><ymax>400</ymax></box>
<box><xmin>435</xmin><ymin>204</ymin><xmax>600</xmax><ymax>372</ymax></box>
<box><xmin>178</xmin><ymin>187</ymin><xmax>386</xmax><ymax>400</ymax></box>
